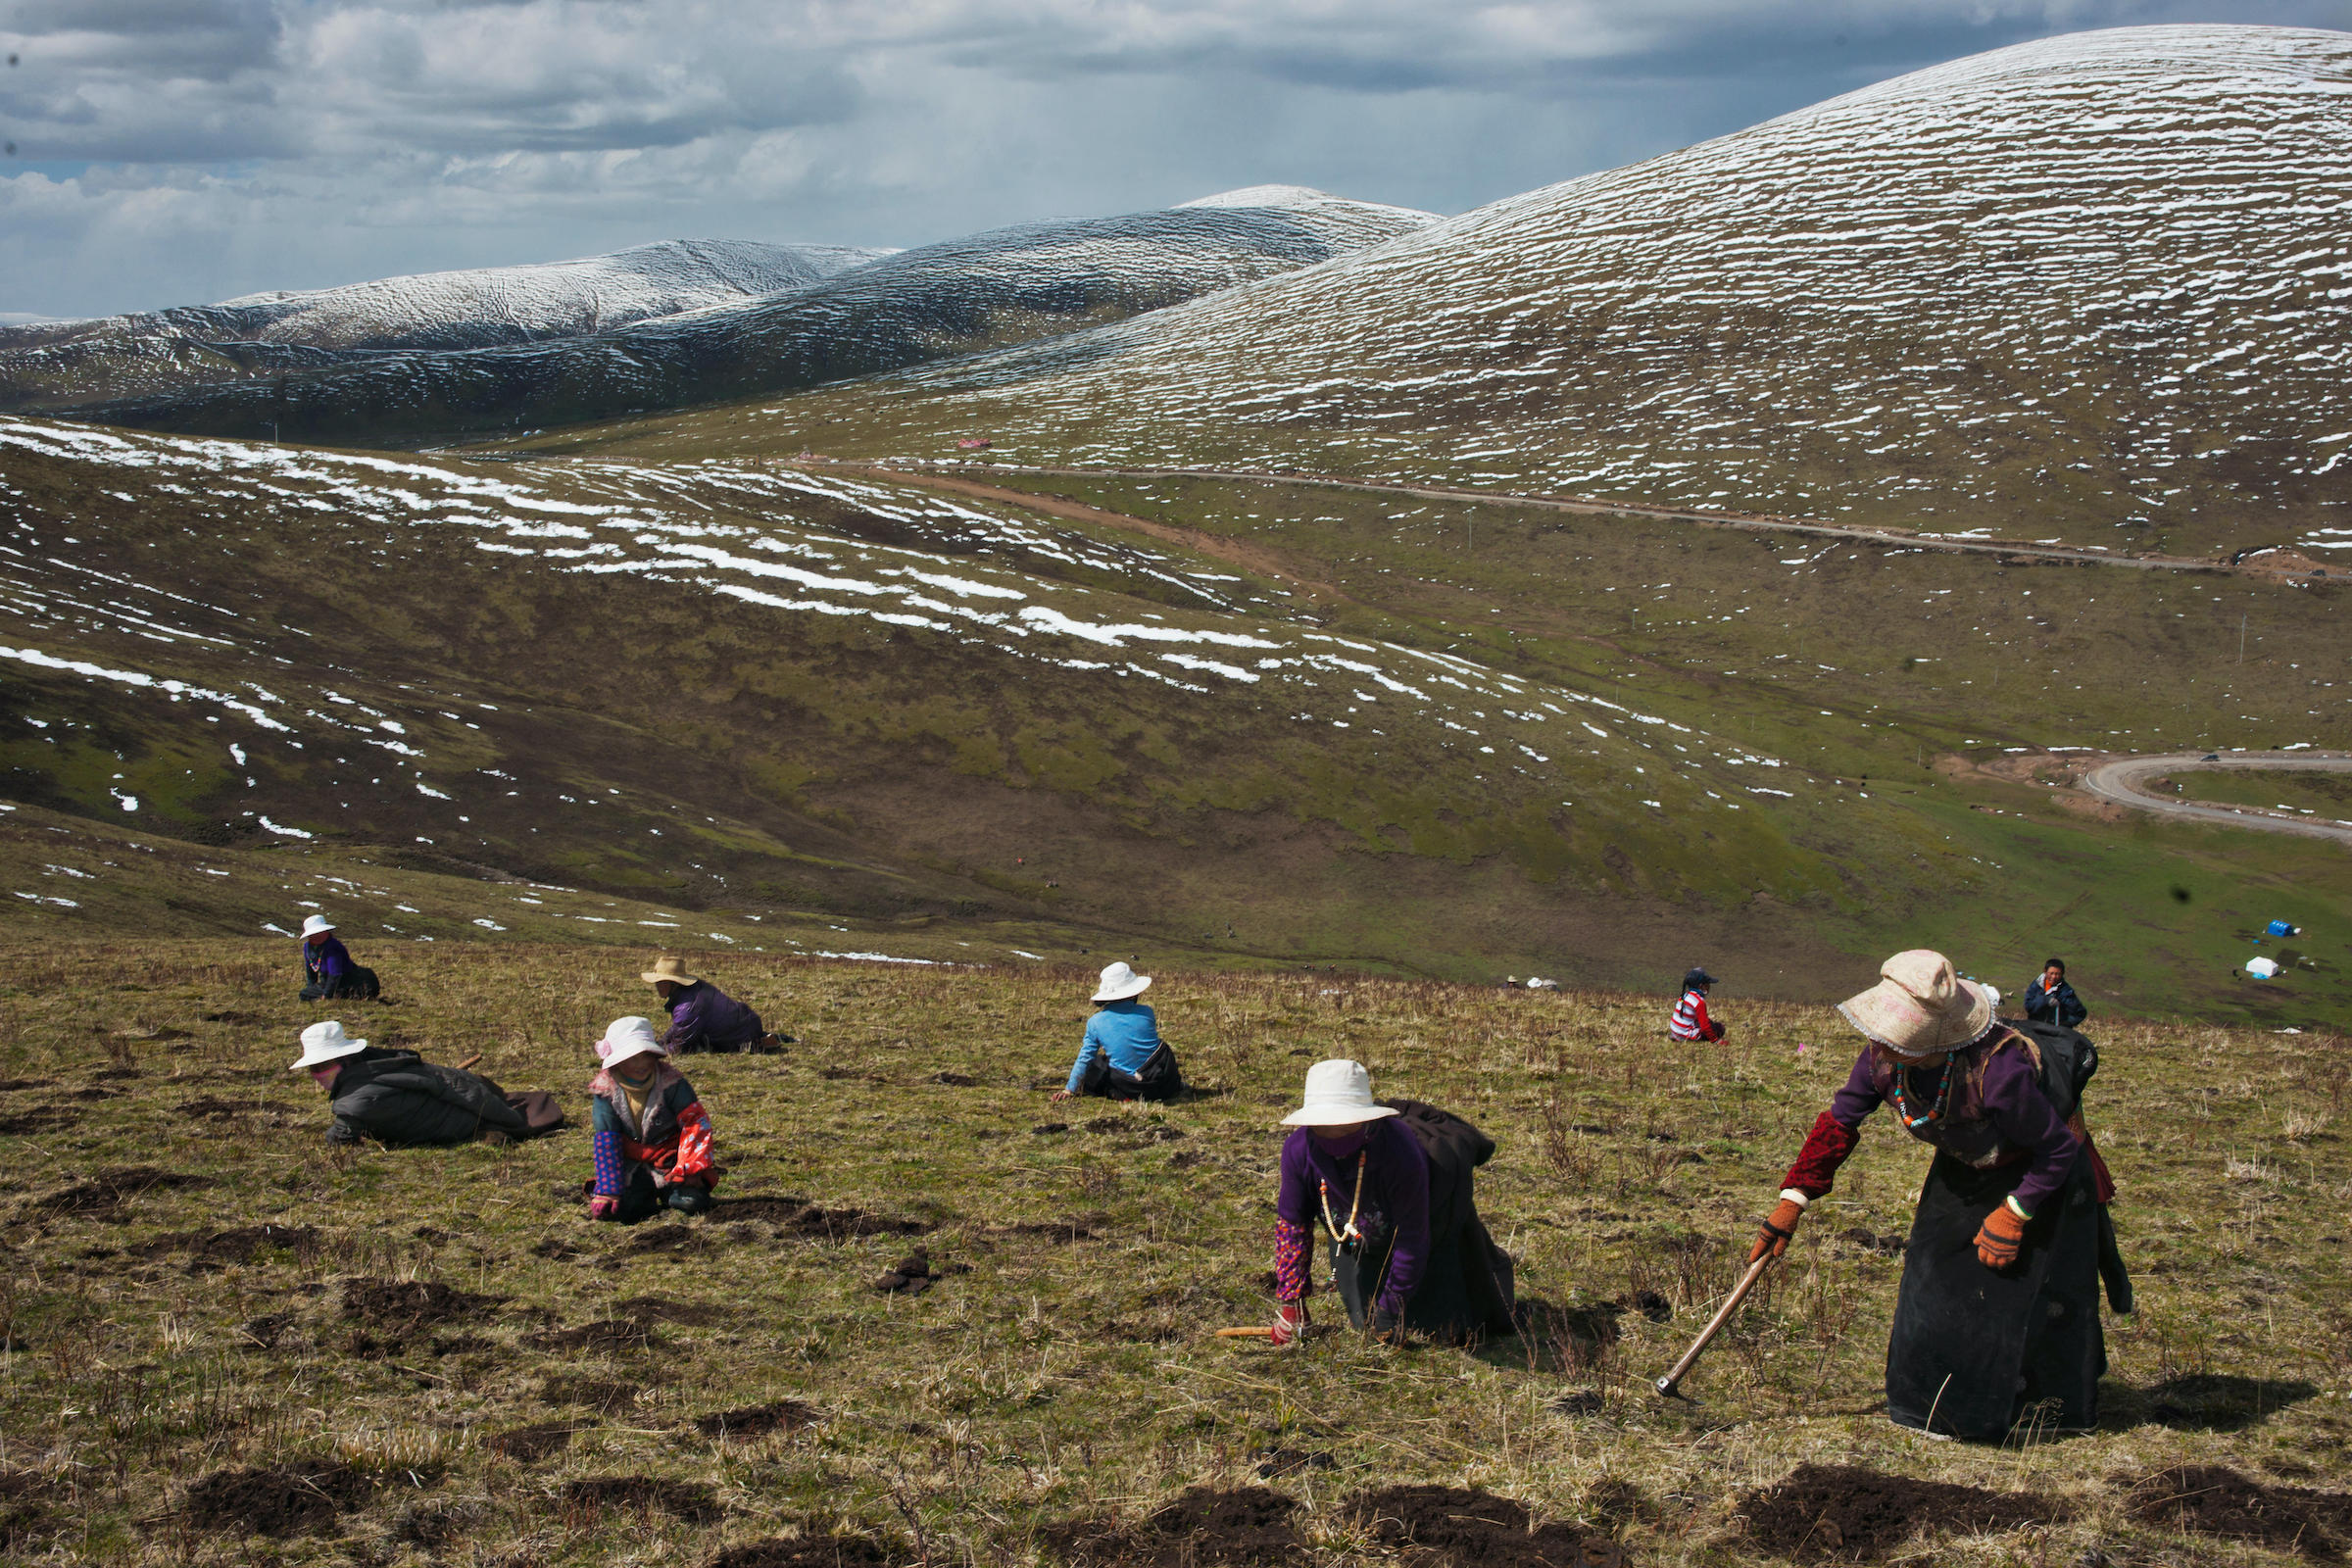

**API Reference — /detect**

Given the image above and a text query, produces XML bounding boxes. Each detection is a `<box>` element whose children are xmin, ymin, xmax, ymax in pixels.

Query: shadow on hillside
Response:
<box><xmin>2101</xmin><ymin>1373</ymin><xmax>2320</xmax><ymax>1432</ymax></box>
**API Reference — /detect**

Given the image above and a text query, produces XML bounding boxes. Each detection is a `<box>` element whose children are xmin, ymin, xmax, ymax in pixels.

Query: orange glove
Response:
<box><xmin>1975</xmin><ymin>1200</ymin><xmax>2028</xmax><ymax>1269</ymax></box>
<box><xmin>1749</xmin><ymin>1197</ymin><xmax>1805</xmax><ymax>1263</ymax></box>
<box><xmin>1267</xmin><ymin>1300</ymin><xmax>1308</xmax><ymax>1348</ymax></box>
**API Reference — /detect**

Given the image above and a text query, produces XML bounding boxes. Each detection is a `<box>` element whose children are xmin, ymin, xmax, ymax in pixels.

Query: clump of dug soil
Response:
<box><xmin>523</xmin><ymin>1318</ymin><xmax>655</xmax><ymax>1353</ymax></box>
<box><xmin>540</xmin><ymin>1374</ymin><xmax>637</xmax><ymax>1412</ymax></box>
<box><xmin>2130</xmin><ymin>1464</ymin><xmax>2352</xmax><ymax>1555</ymax></box>
<box><xmin>1044</xmin><ymin>1485</ymin><xmax>1303</xmax><ymax>1566</ymax></box>
<box><xmin>872</xmin><ymin>1249</ymin><xmax>968</xmax><ymax>1294</ymax></box>
<box><xmin>694</xmin><ymin>1399</ymin><xmax>818</xmax><ymax>1439</ymax></box>
<box><xmin>30</xmin><ymin>1166</ymin><xmax>207</xmax><ymax>1215</ymax></box>
<box><xmin>488</xmin><ymin>1422</ymin><xmax>584</xmax><ymax>1463</ymax></box>
<box><xmin>711</xmin><ymin>1535</ymin><xmax>903</xmax><ymax>1568</ymax></box>
<box><xmin>183</xmin><ymin>1463</ymin><xmax>372</xmax><ymax>1538</ymax></box>
<box><xmin>711</xmin><ymin>1195</ymin><xmax>933</xmax><ymax>1238</ymax></box>
<box><xmin>343</xmin><ymin>1279</ymin><xmax>501</xmax><ymax>1333</ymax></box>
<box><xmin>1737</xmin><ymin>1464</ymin><xmax>2059</xmax><ymax>1560</ymax></box>
<box><xmin>1349</xmin><ymin>1486</ymin><xmax>1623</xmax><ymax>1568</ymax></box>
<box><xmin>560</xmin><ymin>1475</ymin><xmax>724</xmax><ymax>1525</ymax></box>
<box><xmin>146</xmin><ymin>1224</ymin><xmax>320</xmax><ymax>1272</ymax></box>
<box><xmin>0</xmin><ymin>1107</ymin><xmax>81</xmax><ymax>1137</ymax></box>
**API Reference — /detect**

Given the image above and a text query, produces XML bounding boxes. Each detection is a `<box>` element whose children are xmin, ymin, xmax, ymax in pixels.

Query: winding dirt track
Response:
<box><xmin>2081</xmin><ymin>752</ymin><xmax>2352</xmax><ymax>845</ymax></box>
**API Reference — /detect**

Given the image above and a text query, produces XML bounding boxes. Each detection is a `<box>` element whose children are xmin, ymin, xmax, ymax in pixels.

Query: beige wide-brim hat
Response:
<box><xmin>1092</xmin><ymin>961</ymin><xmax>1152</xmax><ymax>1004</ymax></box>
<box><xmin>1281</xmin><ymin>1058</ymin><xmax>1402</xmax><ymax>1127</ymax></box>
<box><xmin>1838</xmin><ymin>949</ymin><xmax>1994</xmax><ymax>1059</ymax></box>
<box><xmin>640</xmin><ymin>955</ymin><xmax>699</xmax><ymax>987</ymax></box>
<box><xmin>289</xmin><ymin>1019</ymin><xmax>367</xmax><ymax>1070</ymax></box>
<box><xmin>596</xmin><ymin>1015</ymin><xmax>667</xmax><ymax>1070</ymax></box>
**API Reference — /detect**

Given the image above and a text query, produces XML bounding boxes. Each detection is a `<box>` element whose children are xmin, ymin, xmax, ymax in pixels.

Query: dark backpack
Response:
<box><xmin>2014</xmin><ymin>1019</ymin><xmax>2098</xmax><ymax>1123</ymax></box>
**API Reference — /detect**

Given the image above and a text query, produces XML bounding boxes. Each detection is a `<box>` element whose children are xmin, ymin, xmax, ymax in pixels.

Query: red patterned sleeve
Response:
<box><xmin>1781</xmin><ymin>1109</ymin><xmax>1861</xmax><ymax>1199</ymax></box>
<box><xmin>1274</xmin><ymin>1219</ymin><xmax>1312</xmax><ymax>1302</ymax></box>
<box><xmin>671</xmin><ymin>1097</ymin><xmax>716</xmax><ymax>1183</ymax></box>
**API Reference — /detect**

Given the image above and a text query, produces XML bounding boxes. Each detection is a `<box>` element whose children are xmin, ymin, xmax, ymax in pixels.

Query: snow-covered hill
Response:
<box><xmin>756</xmin><ymin>25</ymin><xmax>2352</xmax><ymax>557</ymax></box>
<box><xmin>59</xmin><ymin>188</ymin><xmax>1439</xmax><ymax>447</ymax></box>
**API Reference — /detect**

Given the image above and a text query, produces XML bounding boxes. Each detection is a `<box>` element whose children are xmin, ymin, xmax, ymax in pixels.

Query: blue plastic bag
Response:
<box><xmin>2266</xmin><ymin>919</ymin><xmax>2300</xmax><ymax>938</ymax></box>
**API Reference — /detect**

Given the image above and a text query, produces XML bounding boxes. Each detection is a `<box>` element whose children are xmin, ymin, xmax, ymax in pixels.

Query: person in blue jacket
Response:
<box><xmin>2023</xmin><ymin>958</ymin><xmax>2087</xmax><ymax>1029</ymax></box>
<box><xmin>1053</xmin><ymin>962</ymin><xmax>1182</xmax><ymax>1102</ymax></box>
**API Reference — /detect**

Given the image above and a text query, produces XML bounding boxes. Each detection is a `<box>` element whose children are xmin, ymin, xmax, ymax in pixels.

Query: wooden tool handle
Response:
<box><xmin>1654</xmin><ymin>1251</ymin><xmax>1774</xmax><ymax>1398</ymax></box>
<box><xmin>454</xmin><ymin>1054</ymin><xmax>483</xmax><ymax>1071</ymax></box>
<box><xmin>1216</xmin><ymin>1327</ymin><xmax>1275</xmax><ymax>1339</ymax></box>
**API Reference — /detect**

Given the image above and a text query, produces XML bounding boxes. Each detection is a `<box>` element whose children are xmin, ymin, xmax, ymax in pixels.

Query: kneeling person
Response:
<box><xmin>587</xmin><ymin>1017</ymin><xmax>718</xmax><ymax>1222</ymax></box>
<box><xmin>1267</xmin><ymin>1059</ymin><xmax>1515</xmax><ymax>1347</ymax></box>
<box><xmin>292</xmin><ymin>1021</ymin><xmax>531</xmax><ymax>1147</ymax></box>
<box><xmin>1054</xmin><ymin>962</ymin><xmax>1182</xmax><ymax>1102</ymax></box>
<box><xmin>299</xmin><ymin>916</ymin><xmax>379</xmax><ymax>1002</ymax></box>
<box><xmin>643</xmin><ymin>956</ymin><xmax>785</xmax><ymax>1054</ymax></box>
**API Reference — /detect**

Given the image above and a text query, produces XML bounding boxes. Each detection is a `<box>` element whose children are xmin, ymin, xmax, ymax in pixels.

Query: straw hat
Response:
<box><xmin>596</xmin><ymin>1015</ymin><xmax>667</xmax><ymax>1070</ymax></box>
<box><xmin>289</xmin><ymin>1019</ymin><xmax>368</xmax><ymax>1070</ymax></box>
<box><xmin>1837</xmin><ymin>950</ymin><xmax>1994</xmax><ymax>1059</ymax></box>
<box><xmin>299</xmin><ymin>913</ymin><xmax>335</xmax><ymax>939</ymax></box>
<box><xmin>640</xmin><ymin>956</ymin><xmax>699</xmax><ymax>987</ymax></box>
<box><xmin>1091</xmin><ymin>961</ymin><xmax>1152</xmax><ymax>1004</ymax></box>
<box><xmin>1280</xmin><ymin>1058</ymin><xmax>1401</xmax><ymax>1128</ymax></box>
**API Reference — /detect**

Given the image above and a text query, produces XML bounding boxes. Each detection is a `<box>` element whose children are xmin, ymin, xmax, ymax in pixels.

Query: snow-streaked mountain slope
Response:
<box><xmin>65</xmin><ymin>189</ymin><xmax>1440</xmax><ymax>448</ymax></box>
<box><xmin>742</xmin><ymin>25</ymin><xmax>2352</xmax><ymax>558</ymax></box>
<box><xmin>0</xmin><ymin>240</ymin><xmax>888</xmax><ymax>412</ymax></box>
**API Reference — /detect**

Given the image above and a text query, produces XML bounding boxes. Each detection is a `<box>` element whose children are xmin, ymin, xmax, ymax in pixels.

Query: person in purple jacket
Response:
<box><xmin>1750</xmin><ymin>949</ymin><xmax>2104</xmax><ymax>1441</ymax></box>
<box><xmin>1267</xmin><ymin>1058</ymin><xmax>1431</xmax><ymax>1347</ymax></box>
<box><xmin>298</xmin><ymin>914</ymin><xmax>378</xmax><ymax>1002</ymax></box>
<box><xmin>641</xmin><ymin>956</ymin><xmax>787</xmax><ymax>1054</ymax></box>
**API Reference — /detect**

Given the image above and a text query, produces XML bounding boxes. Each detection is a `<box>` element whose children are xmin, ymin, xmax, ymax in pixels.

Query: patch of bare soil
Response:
<box><xmin>2130</xmin><ymin>1465</ymin><xmax>2352</xmax><ymax>1556</ymax></box>
<box><xmin>1044</xmin><ymin>1486</ymin><xmax>1303</xmax><ymax>1566</ymax></box>
<box><xmin>237</xmin><ymin>1311</ymin><xmax>299</xmax><ymax>1350</ymax></box>
<box><xmin>530</xmin><ymin>1236</ymin><xmax>584</xmax><ymax>1260</ymax></box>
<box><xmin>694</xmin><ymin>1399</ymin><xmax>818</xmax><ymax>1439</ymax></box>
<box><xmin>1349</xmin><ymin>1487</ymin><xmax>1623</xmax><ymax>1568</ymax></box>
<box><xmin>539</xmin><ymin>1374</ymin><xmax>637</xmax><ymax>1412</ymax></box>
<box><xmin>615</xmin><ymin>1295</ymin><xmax>728</xmax><ymax>1326</ymax></box>
<box><xmin>183</xmin><ymin>1463</ymin><xmax>372</xmax><ymax>1538</ymax></box>
<box><xmin>560</xmin><ymin>1475</ymin><xmax>724</xmax><ymax>1525</ymax></box>
<box><xmin>0</xmin><ymin>1079</ymin><xmax>37</xmax><ymax>1092</ymax></box>
<box><xmin>30</xmin><ymin>1166</ymin><xmax>207</xmax><ymax>1215</ymax></box>
<box><xmin>488</xmin><ymin>1422</ymin><xmax>584</xmax><ymax>1463</ymax></box>
<box><xmin>710</xmin><ymin>1195</ymin><xmax>933</xmax><ymax>1238</ymax></box>
<box><xmin>928</xmin><ymin>1072</ymin><xmax>976</xmax><ymax>1086</ymax></box>
<box><xmin>343</xmin><ymin>1279</ymin><xmax>501</xmax><ymax>1331</ymax></box>
<box><xmin>711</xmin><ymin>1535</ymin><xmax>903</xmax><ymax>1568</ymax></box>
<box><xmin>0</xmin><ymin>1107</ymin><xmax>80</xmax><ymax>1136</ymax></box>
<box><xmin>622</xmin><ymin>1223</ymin><xmax>714</xmax><ymax>1253</ymax></box>
<box><xmin>872</xmin><ymin>1249</ymin><xmax>969</xmax><ymax>1295</ymax></box>
<box><xmin>0</xmin><ymin>1471</ymin><xmax>51</xmax><ymax>1552</ymax></box>
<box><xmin>143</xmin><ymin>1223</ymin><xmax>320</xmax><ymax>1271</ymax></box>
<box><xmin>523</xmin><ymin>1318</ymin><xmax>655</xmax><ymax>1353</ymax></box>
<box><xmin>1737</xmin><ymin>1464</ymin><xmax>2058</xmax><ymax>1560</ymax></box>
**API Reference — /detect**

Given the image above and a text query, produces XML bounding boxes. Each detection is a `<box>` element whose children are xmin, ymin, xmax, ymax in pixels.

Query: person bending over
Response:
<box><xmin>1054</xmin><ymin>962</ymin><xmax>1182</xmax><ymax>1102</ymax></box>
<box><xmin>1668</xmin><ymin>967</ymin><xmax>1726</xmax><ymax>1043</ymax></box>
<box><xmin>586</xmin><ymin>1016</ymin><xmax>718</xmax><ymax>1222</ymax></box>
<box><xmin>299</xmin><ymin>915</ymin><xmax>378</xmax><ymax>1002</ymax></box>
<box><xmin>292</xmin><ymin>1020</ymin><xmax>531</xmax><ymax>1147</ymax></box>
<box><xmin>642</xmin><ymin>956</ymin><xmax>786</xmax><ymax>1054</ymax></box>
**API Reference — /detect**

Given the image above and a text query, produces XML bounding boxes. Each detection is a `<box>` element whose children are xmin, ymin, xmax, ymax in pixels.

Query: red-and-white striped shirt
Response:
<box><xmin>1669</xmin><ymin>988</ymin><xmax>1717</xmax><ymax>1041</ymax></box>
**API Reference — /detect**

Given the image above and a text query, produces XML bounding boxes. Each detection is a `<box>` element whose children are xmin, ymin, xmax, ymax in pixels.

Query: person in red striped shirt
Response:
<box><xmin>1668</xmin><ymin>967</ymin><xmax>1726</xmax><ymax>1043</ymax></box>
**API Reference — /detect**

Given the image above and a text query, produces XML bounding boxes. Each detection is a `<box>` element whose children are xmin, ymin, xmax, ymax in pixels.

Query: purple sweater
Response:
<box><xmin>1829</xmin><ymin>1034</ymin><xmax>2081</xmax><ymax>1214</ymax></box>
<box><xmin>1274</xmin><ymin>1118</ymin><xmax>1431</xmax><ymax>1318</ymax></box>
<box><xmin>305</xmin><ymin>934</ymin><xmax>355</xmax><ymax>983</ymax></box>
<box><xmin>658</xmin><ymin>981</ymin><xmax>762</xmax><ymax>1053</ymax></box>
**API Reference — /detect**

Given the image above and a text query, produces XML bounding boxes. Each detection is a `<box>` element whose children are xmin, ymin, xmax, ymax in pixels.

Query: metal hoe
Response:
<box><xmin>1653</xmin><ymin>1250</ymin><xmax>1776</xmax><ymax>1398</ymax></box>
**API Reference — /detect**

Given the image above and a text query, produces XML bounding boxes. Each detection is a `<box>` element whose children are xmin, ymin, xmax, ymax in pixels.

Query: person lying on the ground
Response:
<box><xmin>1053</xmin><ymin>961</ymin><xmax>1182</xmax><ymax>1102</ymax></box>
<box><xmin>1266</xmin><ymin>1059</ymin><xmax>1515</xmax><ymax>1348</ymax></box>
<box><xmin>1752</xmin><ymin>949</ymin><xmax>2106</xmax><ymax>1441</ymax></box>
<box><xmin>299</xmin><ymin>915</ymin><xmax>378</xmax><ymax>1002</ymax></box>
<box><xmin>291</xmin><ymin>1020</ymin><xmax>532</xmax><ymax>1147</ymax></box>
<box><xmin>1668</xmin><ymin>967</ymin><xmax>1725</xmax><ymax>1043</ymax></box>
<box><xmin>586</xmin><ymin>1016</ymin><xmax>718</xmax><ymax>1222</ymax></box>
<box><xmin>2023</xmin><ymin>957</ymin><xmax>2087</xmax><ymax>1028</ymax></box>
<box><xmin>641</xmin><ymin>956</ymin><xmax>786</xmax><ymax>1054</ymax></box>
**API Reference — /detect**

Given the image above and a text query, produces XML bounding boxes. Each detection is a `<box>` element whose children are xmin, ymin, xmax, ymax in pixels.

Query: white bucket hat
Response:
<box><xmin>1092</xmin><ymin>962</ymin><xmax>1152</xmax><ymax>1004</ymax></box>
<box><xmin>290</xmin><ymin>1019</ymin><xmax>368</xmax><ymax>1070</ymax></box>
<box><xmin>299</xmin><ymin>914</ymin><xmax>336</xmax><ymax>939</ymax></box>
<box><xmin>1838</xmin><ymin>950</ymin><xmax>1994</xmax><ymax>1059</ymax></box>
<box><xmin>595</xmin><ymin>1015</ymin><xmax>667</xmax><ymax>1070</ymax></box>
<box><xmin>1281</xmin><ymin>1058</ymin><xmax>1400</xmax><ymax>1127</ymax></box>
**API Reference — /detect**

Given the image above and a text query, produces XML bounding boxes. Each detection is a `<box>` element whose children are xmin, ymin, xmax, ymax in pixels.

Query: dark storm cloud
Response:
<box><xmin>3</xmin><ymin>1</ymin><xmax>2349</xmax><ymax>318</ymax></box>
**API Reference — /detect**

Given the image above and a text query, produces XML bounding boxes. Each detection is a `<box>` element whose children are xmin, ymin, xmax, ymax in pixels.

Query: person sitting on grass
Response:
<box><xmin>298</xmin><ymin>915</ymin><xmax>378</xmax><ymax>1002</ymax></box>
<box><xmin>1267</xmin><ymin>1059</ymin><xmax>1516</xmax><ymax>1348</ymax></box>
<box><xmin>291</xmin><ymin>1020</ymin><xmax>532</xmax><ymax>1147</ymax></box>
<box><xmin>587</xmin><ymin>1016</ymin><xmax>718</xmax><ymax>1222</ymax></box>
<box><xmin>642</xmin><ymin>956</ymin><xmax>786</xmax><ymax>1054</ymax></box>
<box><xmin>1052</xmin><ymin>961</ymin><xmax>1181</xmax><ymax>1102</ymax></box>
<box><xmin>2023</xmin><ymin>958</ymin><xmax>2087</xmax><ymax>1029</ymax></box>
<box><xmin>1668</xmin><ymin>966</ymin><xmax>1725</xmax><ymax>1043</ymax></box>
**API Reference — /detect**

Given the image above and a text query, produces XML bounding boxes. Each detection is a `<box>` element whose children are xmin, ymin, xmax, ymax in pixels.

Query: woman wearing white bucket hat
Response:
<box><xmin>1264</xmin><ymin>1060</ymin><xmax>1517</xmax><ymax>1348</ymax></box>
<box><xmin>585</xmin><ymin>1016</ymin><xmax>720</xmax><ymax>1222</ymax></box>
<box><xmin>297</xmin><ymin>914</ymin><xmax>378</xmax><ymax>1002</ymax></box>
<box><xmin>1052</xmin><ymin>962</ymin><xmax>1182</xmax><ymax>1103</ymax></box>
<box><xmin>1748</xmin><ymin>949</ymin><xmax>2109</xmax><ymax>1440</ymax></box>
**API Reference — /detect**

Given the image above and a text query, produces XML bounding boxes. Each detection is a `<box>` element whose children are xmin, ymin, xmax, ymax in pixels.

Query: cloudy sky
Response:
<box><xmin>2</xmin><ymin>0</ymin><xmax>2348</xmax><ymax>319</ymax></box>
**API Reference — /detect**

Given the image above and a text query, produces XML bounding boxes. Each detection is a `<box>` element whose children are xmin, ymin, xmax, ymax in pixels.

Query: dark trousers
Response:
<box><xmin>613</xmin><ymin>1166</ymin><xmax>713</xmax><ymax>1224</ymax></box>
<box><xmin>1075</xmin><ymin>1042</ymin><xmax>1183</xmax><ymax>1102</ymax></box>
<box><xmin>302</xmin><ymin>965</ymin><xmax>379</xmax><ymax>1003</ymax></box>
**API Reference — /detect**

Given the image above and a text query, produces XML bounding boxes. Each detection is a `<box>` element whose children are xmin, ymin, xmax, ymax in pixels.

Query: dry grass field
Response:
<box><xmin>0</xmin><ymin>940</ymin><xmax>2346</xmax><ymax>1566</ymax></box>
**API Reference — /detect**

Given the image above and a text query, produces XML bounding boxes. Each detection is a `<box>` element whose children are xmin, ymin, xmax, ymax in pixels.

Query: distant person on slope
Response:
<box><xmin>1749</xmin><ymin>950</ymin><xmax>2106</xmax><ymax>1441</ymax></box>
<box><xmin>585</xmin><ymin>1016</ymin><xmax>718</xmax><ymax>1222</ymax></box>
<box><xmin>292</xmin><ymin>1020</ymin><xmax>559</xmax><ymax>1147</ymax></box>
<box><xmin>1053</xmin><ymin>962</ymin><xmax>1181</xmax><ymax>1102</ymax></box>
<box><xmin>298</xmin><ymin>915</ymin><xmax>378</xmax><ymax>1002</ymax></box>
<box><xmin>1266</xmin><ymin>1059</ymin><xmax>1516</xmax><ymax>1348</ymax></box>
<box><xmin>642</xmin><ymin>956</ymin><xmax>786</xmax><ymax>1054</ymax></box>
<box><xmin>2023</xmin><ymin>958</ymin><xmax>2087</xmax><ymax>1028</ymax></box>
<box><xmin>1667</xmin><ymin>967</ymin><xmax>1726</xmax><ymax>1043</ymax></box>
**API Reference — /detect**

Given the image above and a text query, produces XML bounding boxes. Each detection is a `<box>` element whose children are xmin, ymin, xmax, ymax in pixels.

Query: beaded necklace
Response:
<box><xmin>1888</xmin><ymin>1057</ymin><xmax>1958</xmax><ymax>1132</ymax></box>
<box><xmin>1318</xmin><ymin>1149</ymin><xmax>1368</xmax><ymax>1247</ymax></box>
